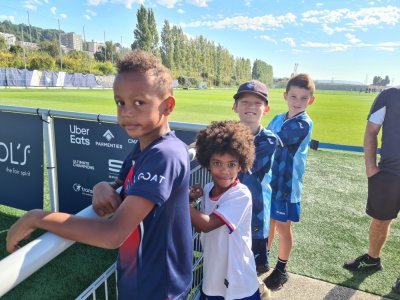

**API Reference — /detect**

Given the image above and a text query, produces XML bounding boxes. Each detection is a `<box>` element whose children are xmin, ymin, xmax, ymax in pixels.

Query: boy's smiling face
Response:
<box><xmin>209</xmin><ymin>153</ymin><xmax>241</xmax><ymax>196</ymax></box>
<box><xmin>233</xmin><ymin>92</ymin><xmax>269</xmax><ymax>127</ymax></box>
<box><xmin>284</xmin><ymin>86</ymin><xmax>314</xmax><ymax>118</ymax></box>
<box><xmin>113</xmin><ymin>71</ymin><xmax>175</xmax><ymax>149</ymax></box>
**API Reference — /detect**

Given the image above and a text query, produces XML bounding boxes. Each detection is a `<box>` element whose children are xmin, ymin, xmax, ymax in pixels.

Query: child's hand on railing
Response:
<box><xmin>189</xmin><ymin>184</ymin><xmax>203</xmax><ymax>202</ymax></box>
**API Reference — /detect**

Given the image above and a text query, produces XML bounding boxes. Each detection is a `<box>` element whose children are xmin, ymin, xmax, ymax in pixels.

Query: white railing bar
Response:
<box><xmin>0</xmin><ymin>105</ymin><xmax>207</xmax><ymax>131</ymax></box>
<box><xmin>0</xmin><ymin>205</ymin><xmax>102</xmax><ymax>298</ymax></box>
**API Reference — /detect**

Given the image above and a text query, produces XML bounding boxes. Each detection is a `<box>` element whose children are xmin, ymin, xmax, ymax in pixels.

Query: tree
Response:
<box><xmin>373</xmin><ymin>75</ymin><xmax>391</xmax><ymax>86</ymax></box>
<box><xmin>39</xmin><ymin>40</ymin><xmax>60</xmax><ymax>57</ymax></box>
<box><xmin>252</xmin><ymin>59</ymin><xmax>273</xmax><ymax>87</ymax></box>
<box><xmin>147</xmin><ymin>9</ymin><xmax>159</xmax><ymax>56</ymax></box>
<box><xmin>132</xmin><ymin>5</ymin><xmax>154</xmax><ymax>53</ymax></box>
<box><xmin>9</xmin><ymin>45</ymin><xmax>23</xmax><ymax>54</ymax></box>
<box><xmin>160</xmin><ymin>20</ymin><xmax>174</xmax><ymax>69</ymax></box>
<box><xmin>29</xmin><ymin>53</ymin><xmax>55</xmax><ymax>70</ymax></box>
<box><xmin>0</xmin><ymin>37</ymin><xmax>8</xmax><ymax>51</ymax></box>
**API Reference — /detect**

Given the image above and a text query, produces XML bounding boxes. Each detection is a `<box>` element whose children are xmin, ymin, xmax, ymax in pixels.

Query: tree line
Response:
<box><xmin>0</xmin><ymin>6</ymin><xmax>274</xmax><ymax>87</ymax></box>
<box><xmin>131</xmin><ymin>5</ymin><xmax>273</xmax><ymax>87</ymax></box>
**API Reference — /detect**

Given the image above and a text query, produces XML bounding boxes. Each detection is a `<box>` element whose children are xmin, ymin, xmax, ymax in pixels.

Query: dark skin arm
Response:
<box><xmin>92</xmin><ymin>179</ymin><xmax>124</xmax><ymax>216</ymax></box>
<box><xmin>189</xmin><ymin>208</ymin><xmax>224</xmax><ymax>233</ymax></box>
<box><xmin>6</xmin><ymin>195</ymin><xmax>154</xmax><ymax>253</ymax></box>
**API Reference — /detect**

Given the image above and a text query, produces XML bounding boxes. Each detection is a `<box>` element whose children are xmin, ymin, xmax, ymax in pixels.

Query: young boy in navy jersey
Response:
<box><xmin>189</xmin><ymin>120</ymin><xmax>261</xmax><ymax>300</ymax></box>
<box><xmin>232</xmin><ymin>80</ymin><xmax>278</xmax><ymax>274</ymax></box>
<box><xmin>6</xmin><ymin>50</ymin><xmax>193</xmax><ymax>300</ymax></box>
<box><xmin>264</xmin><ymin>73</ymin><xmax>315</xmax><ymax>290</ymax></box>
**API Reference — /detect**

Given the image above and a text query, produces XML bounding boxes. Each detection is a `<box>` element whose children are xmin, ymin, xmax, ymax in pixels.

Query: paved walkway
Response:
<box><xmin>258</xmin><ymin>270</ymin><xmax>390</xmax><ymax>300</ymax></box>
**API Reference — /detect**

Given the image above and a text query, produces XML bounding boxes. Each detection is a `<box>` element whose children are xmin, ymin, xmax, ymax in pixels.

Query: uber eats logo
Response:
<box><xmin>69</xmin><ymin>124</ymin><xmax>90</xmax><ymax>146</ymax></box>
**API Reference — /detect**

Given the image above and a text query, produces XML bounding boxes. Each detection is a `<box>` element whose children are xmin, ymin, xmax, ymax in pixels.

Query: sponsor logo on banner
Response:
<box><xmin>95</xmin><ymin>129</ymin><xmax>123</xmax><ymax>149</ymax></box>
<box><xmin>72</xmin><ymin>182</ymin><xmax>93</xmax><ymax>196</ymax></box>
<box><xmin>108</xmin><ymin>159</ymin><xmax>123</xmax><ymax>179</ymax></box>
<box><xmin>72</xmin><ymin>159</ymin><xmax>95</xmax><ymax>170</ymax></box>
<box><xmin>1</xmin><ymin>142</ymin><xmax>32</xmax><ymax>177</ymax></box>
<box><xmin>103</xmin><ymin>130</ymin><xmax>115</xmax><ymax>141</ymax></box>
<box><xmin>69</xmin><ymin>124</ymin><xmax>90</xmax><ymax>146</ymax></box>
<box><xmin>128</xmin><ymin>138</ymin><xmax>138</xmax><ymax>144</ymax></box>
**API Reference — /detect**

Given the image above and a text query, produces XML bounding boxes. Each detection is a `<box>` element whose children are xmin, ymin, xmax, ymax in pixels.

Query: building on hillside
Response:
<box><xmin>61</xmin><ymin>32</ymin><xmax>83</xmax><ymax>51</ymax></box>
<box><xmin>87</xmin><ymin>40</ymin><xmax>105</xmax><ymax>54</ymax></box>
<box><xmin>16</xmin><ymin>40</ymin><xmax>38</xmax><ymax>50</ymax></box>
<box><xmin>0</xmin><ymin>32</ymin><xmax>16</xmax><ymax>47</ymax></box>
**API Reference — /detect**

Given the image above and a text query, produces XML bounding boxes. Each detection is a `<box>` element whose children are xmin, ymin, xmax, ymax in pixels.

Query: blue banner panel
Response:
<box><xmin>0</xmin><ymin>68</ymin><xmax>6</xmax><ymax>86</ymax></box>
<box><xmin>54</xmin><ymin>119</ymin><xmax>136</xmax><ymax>214</ymax></box>
<box><xmin>0</xmin><ymin>112</ymin><xmax>43</xmax><ymax>210</ymax></box>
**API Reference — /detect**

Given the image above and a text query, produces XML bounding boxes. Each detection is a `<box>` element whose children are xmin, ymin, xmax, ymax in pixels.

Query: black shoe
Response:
<box><xmin>393</xmin><ymin>277</ymin><xmax>400</xmax><ymax>294</ymax></box>
<box><xmin>256</xmin><ymin>264</ymin><xmax>270</xmax><ymax>274</ymax></box>
<box><xmin>263</xmin><ymin>268</ymin><xmax>288</xmax><ymax>290</ymax></box>
<box><xmin>343</xmin><ymin>254</ymin><xmax>383</xmax><ymax>272</ymax></box>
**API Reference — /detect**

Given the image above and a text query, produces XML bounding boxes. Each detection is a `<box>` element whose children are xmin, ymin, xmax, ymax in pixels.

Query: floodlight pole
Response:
<box><xmin>58</xmin><ymin>19</ymin><xmax>63</xmax><ymax>70</ymax></box>
<box><xmin>104</xmin><ymin>31</ymin><xmax>107</xmax><ymax>61</ymax></box>
<box><xmin>20</xmin><ymin>26</ymin><xmax>27</xmax><ymax>70</ymax></box>
<box><xmin>27</xmin><ymin>11</ymin><xmax>33</xmax><ymax>44</ymax></box>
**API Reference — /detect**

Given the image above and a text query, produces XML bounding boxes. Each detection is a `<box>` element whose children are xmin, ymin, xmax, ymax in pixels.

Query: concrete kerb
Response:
<box><xmin>257</xmin><ymin>270</ymin><xmax>390</xmax><ymax>300</ymax></box>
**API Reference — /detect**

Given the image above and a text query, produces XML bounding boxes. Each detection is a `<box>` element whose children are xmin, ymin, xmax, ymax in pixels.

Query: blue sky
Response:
<box><xmin>1</xmin><ymin>0</ymin><xmax>400</xmax><ymax>84</ymax></box>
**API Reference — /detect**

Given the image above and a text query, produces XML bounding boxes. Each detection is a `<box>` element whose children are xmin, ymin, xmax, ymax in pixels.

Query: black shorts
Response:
<box><xmin>366</xmin><ymin>170</ymin><xmax>400</xmax><ymax>220</ymax></box>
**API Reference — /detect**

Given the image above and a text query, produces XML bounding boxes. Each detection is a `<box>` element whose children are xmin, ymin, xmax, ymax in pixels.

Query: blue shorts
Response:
<box><xmin>201</xmin><ymin>289</ymin><xmax>261</xmax><ymax>300</ymax></box>
<box><xmin>270</xmin><ymin>201</ymin><xmax>301</xmax><ymax>222</ymax></box>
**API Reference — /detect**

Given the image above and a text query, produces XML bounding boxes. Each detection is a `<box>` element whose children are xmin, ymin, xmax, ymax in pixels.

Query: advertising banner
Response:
<box><xmin>54</xmin><ymin>118</ymin><xmax>201</xmax><ymax>214</ymax></box>
<box><xmin>54</xmin><ymin>118</ymin><xmax>136</xmax><ymax>213</ymax></box>
<box><xmin>0</xmin><ymin>112</ymin><xmax>43</xmax><ymax>210</ymax></box>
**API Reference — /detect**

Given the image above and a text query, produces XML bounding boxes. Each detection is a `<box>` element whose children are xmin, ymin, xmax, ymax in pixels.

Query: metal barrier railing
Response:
<box><xmin>75</xmin><ymin>165</ymin><xmax>212</xmax><ymax>300</ymax></box>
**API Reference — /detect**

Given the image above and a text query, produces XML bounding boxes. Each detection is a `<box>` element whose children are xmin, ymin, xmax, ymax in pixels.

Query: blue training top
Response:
<box><xmin>117</xmin><ymin>131</ymin><xmax>192</xmax><ymax>300</ymax></box>
<box><xmin>267</xmin><ymin>112</ymin><xmax>313</xmax><ymax>204</ymax></box>
<box><xmin>238</xmin><ymin>127</ymin><xmax>278</xmax><ymax>239</ymax></box>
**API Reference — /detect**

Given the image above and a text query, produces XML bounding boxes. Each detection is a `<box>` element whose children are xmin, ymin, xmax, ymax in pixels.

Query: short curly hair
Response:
<box><xmin>116</xmin><ymin>50</ymin><xmax>173</xmax><ymax>98</ymax></box>
<box><xmin>195</xmin><ymin>120</ymin><xmax>255</xmax><ymax>172</ymax></box>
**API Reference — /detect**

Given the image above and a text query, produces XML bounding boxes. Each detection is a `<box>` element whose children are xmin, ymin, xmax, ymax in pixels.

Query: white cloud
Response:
<box><xmin>245</xmin><ymin>0</ymin><xmax>252</xmax><ymax>6</ymax></box>
<box><xmin>302</xmin><ymin>6</ymin><xmax>400</xmax><ymax>30</ymax></box>
<box><xmin>87</xmin><ymin>0</ymin><xmax>109</xmax><ymax>5</ymax></box>
<box><xmin>86</xmin><ymin>9</ymin><xmax>97</xmax><ymax>16</ymax></box>
<box><xmin>186</xmin><ymin>0</ymin><xmax>210</xmax><ymax>7</ymax></box>
<box><xmin>315</xmin><ymin>2</ymin><xmax>323</xmax><ymax>7</ymax></box>
<box><xmin>181</xmin><ymin>12</ymin><xmax>297</xmax><ymax>30</ymax></box>
<box><xmin>322</xmin><ymin>24</ymin><xmax>351</xmax><ymax>34</ymax></box>
<box><xmin>259</xmin><ymin>35</ymin><xmax>277</xmax><ymax>44</ymax></box>
<box><xmin>369</xmin><ymin>1</ymin><xmax>375</xmax><ymax>5</ymax></box>
<box><xmin>0</xmin><ymin>15</ymin><xmax>15</xmax><ymax>22</ymax></box>
<box><xmin>87</xmin><ymin>0</ymin><xmax>144</xmax><ymax>9</ymax></box>
<box><xmin>345</xmin><ymin>33</ymin><xmax>361</xmax><ymax>44</ymax></box>
<box><xmin>50</xmin><ymin>7</ymin><xmax>57</xmax><ymax>15</ymax></box>
<box><xmin>376</xmin><ymin>46</ymin><xmax>395</xmax><ymax>51</ymax></box>
<box><xmin>177</xmin><ymin>8</ymin><xmax>185</xmax><ymax>14</ymax></box>
<box><xmin>282</xmin><ymin>37</ymin><xmax>296</xmax><ymax>47</ymax></box>
<box><xmin>302</xmin><ymin>41</ymin><xmax>348</xmax><ymax>52</ymax></box>
<box><xmin>60</xmin><ymin>13</ymin><xmax>67</xmax><ymax>19</ymax></box>
<box><xmin>23</xmin><ymin>0</ymin><xmax>48</xmax><ymax>11</ymax></box>
<box><xmin>158</xmin><ymin>0</ymin><xmax>180</xmax><ymax>8</ymax></box>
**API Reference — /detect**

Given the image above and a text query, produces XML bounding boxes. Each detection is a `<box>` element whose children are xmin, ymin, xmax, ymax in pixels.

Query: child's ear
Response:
<box><xmin>308</xmin><ymin>96</ymin><xmax>315</xmax><ymax>106</ymax></box>
<box><xmin>163</xmin><ymin>96</ymin><xmax>175</xmax><ymax>115</ymax></box>
<box><xmin>232</xmin><ymin>102</ymin><xmax>238</xmax><ymax>112</ymax></box>
<box><xmin>263</xmin><ymin>105</ymin><xmax>270</xmax><ymax>114</ymax></box>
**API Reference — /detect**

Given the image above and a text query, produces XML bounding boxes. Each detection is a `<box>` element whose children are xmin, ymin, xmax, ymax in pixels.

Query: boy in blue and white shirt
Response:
<box><xmin>264</xmin><ymin>73</ymin><xmax>315</xmax><ymax>291</ymax></box>
<box><xmin>232</xmin><ymin>80</ymin><xmax>278</xmax><ymax>274</ymax></box>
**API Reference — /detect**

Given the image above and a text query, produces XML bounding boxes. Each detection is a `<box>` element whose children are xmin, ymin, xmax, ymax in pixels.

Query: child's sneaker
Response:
<box><xmin>343</xmin><ymin>254</ymin><xmax>383</xmax><ymax>272</ymax></box>
<box><xmin>393</xmin><ymin>276</ymin><xmax>400</xmax><ymax>294</ymax></box>
<box><xmin>263</xmin><ymin>268</ymin><xmax>288</xmax><ymax>290</ymax></box>
<box><xmin>256</xmin><ymin>263</ymin><xmax>270</xmax><ymax>275</ymax></box>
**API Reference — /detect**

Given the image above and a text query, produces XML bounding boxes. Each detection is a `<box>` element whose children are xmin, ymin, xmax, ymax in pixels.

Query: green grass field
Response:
<box><xmin>0</xmin><ymin>87</ymin><xmax>377</xmax><ymax>146</ymax></box>
<box><xmin>1</xmin><ymin>88</ymin><xmax>398</xmax><ymax>299</ymax></box>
